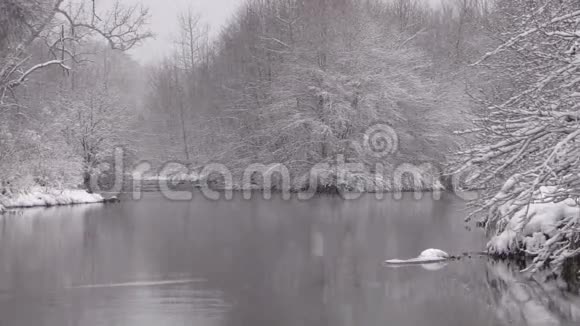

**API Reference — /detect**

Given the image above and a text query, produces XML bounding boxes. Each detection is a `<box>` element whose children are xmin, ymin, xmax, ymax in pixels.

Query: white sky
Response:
<box><xmin>120</xmin><ymin>0</ymin><xmax>442</xmax><ymax>65</ymax></box>
<box><xmin>119</xmin><ymin>0</ymin><xmax>243</xmax><ymax>65</ymax></box>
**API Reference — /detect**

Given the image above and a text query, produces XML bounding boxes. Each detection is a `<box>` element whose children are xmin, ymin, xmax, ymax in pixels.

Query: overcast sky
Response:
<box><xmin>122</xmin><ymin>0</ymin><xmax>442</xmax><ymax>65</ymax></box>
<box><xmin>121</xmin><ymin>0</ymin><xmax>243</xmax><ymax>64</ymax></box>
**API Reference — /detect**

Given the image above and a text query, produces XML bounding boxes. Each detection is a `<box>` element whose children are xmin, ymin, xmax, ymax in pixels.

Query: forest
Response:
<box><xmin>1</xmin><ymin>0</ymin><xmax>580</xmax><ymax>272</ymax></box>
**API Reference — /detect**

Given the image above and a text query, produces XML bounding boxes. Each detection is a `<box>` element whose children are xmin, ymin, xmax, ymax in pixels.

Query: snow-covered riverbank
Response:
<box><xmin>0</xmin><ymin>187</ymin><xmax>105</xmax><ymax>211</ymax></box>
<box><xmin>488</xmin><ymin>199</ymin><xmax>580</xmax><ymax>255</ymax></box>
<box><xmin>486</xmin><ymin>186</ymin><xmax>580</xmax><ymax>271</ymax></box>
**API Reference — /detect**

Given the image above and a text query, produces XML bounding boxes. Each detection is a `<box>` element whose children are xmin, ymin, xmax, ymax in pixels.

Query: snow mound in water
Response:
<box><xmin>384</xmin><ymin>248</ymin><xmax>450</xmax><ymax>265</ymax></box>
<box><xmin>418</xmin><ymin>249</ymin><xmax>449</xmax><ymax>259</ymax></box>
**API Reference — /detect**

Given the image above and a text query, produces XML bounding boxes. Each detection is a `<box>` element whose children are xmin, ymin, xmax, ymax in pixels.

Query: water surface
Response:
<box><xmin>1</xmin><ymin>192</ymin><xmax>579</xmax><ymax>325</ymax></box>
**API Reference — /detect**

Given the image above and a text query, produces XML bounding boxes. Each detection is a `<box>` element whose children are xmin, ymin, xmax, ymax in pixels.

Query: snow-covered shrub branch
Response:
<box><xmin>455</xmin><ymin>0</ymin><xmax>580</xmax><ymax>272</ymax></box>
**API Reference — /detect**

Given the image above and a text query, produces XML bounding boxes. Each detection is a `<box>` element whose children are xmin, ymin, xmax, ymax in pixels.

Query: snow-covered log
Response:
<box><xmin>385</xmin><ymin>249</ymin><xmax>450</xmax><ymax>265</ymax></box>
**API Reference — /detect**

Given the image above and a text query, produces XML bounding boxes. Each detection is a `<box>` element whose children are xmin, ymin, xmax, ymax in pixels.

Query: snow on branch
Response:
<box><xmin>0</xmin><ymin>0</ymin><xmax>152</xmax><ymax>100</ymax></box>
<box><xmin>259</xmin><ymin>36</ymin><xmax>291</xmax><ymax>49</ymax></box>
<box><xmin>455</xmin><ymin>3</ymin><xmax>580</xmax><ymax>272</ymax></box>
<box><xmin>471</xmin><ymin>10</ymin><xmax>580</xmax><ymax>66</ymax></box>
<box><xmin>7</xmin><ymin>60</ymin><xmax>70</xmax><ymax>89</ymax></box>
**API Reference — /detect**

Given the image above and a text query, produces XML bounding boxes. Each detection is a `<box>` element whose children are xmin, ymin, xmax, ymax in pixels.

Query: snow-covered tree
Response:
<box><xmin>0</xmin><ymin>0</ymin><xmax>150</xmax><ymax>194</ymax></box>
<box><xmin>56</xmin><ymin>86</ymin><xmax>132</xmax><ymax>189</ymax></box>
<box><xmin>456</xmin><ymin>0</ymin><xmax>580</xmax><ymax>272</ymax></box>
<box><xmin>142</xmin><ymin>0</ymin><xmax>469</xmax><ymax>190</ymax></box>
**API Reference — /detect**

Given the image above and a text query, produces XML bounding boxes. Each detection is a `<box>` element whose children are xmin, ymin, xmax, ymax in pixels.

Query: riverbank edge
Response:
<box><xmin>204</xmin><ymin>185</ymin><xmax>449</xmax><ymax>194</ymax></box>
<box><xmin>0</xmin><ymin>188</ymin><xmax>118</xmax><ymax>214</ymax></box>
<box><xmin>487</xmin><ymin>252</ymin><xmax>580</xmax><ymax>280</ymax></box>
<box><xmin>187</xmin><ymin>183</ymin><xmax>479</xmax><ymax>194</ymax></box>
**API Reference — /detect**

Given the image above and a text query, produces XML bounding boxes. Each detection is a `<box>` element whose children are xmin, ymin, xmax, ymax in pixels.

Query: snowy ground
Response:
<box><xmin>0</xmin><ymin>187</ymin><xmax>105</xmax><ymax>210</ymax></box>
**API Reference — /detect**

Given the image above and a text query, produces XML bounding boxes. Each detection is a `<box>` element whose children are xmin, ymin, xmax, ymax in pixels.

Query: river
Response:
<box><xmin>0</xmin><ymin>192</ymin><xmax>579</xmax><ymax>325</ymax></box>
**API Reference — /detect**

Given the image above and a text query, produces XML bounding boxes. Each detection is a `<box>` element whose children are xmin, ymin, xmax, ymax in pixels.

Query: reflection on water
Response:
<box><xmin>0</xmin><ymin>192</ymin><xmax>578</xmax><ymax>326</ymax></box>
<box><xmin>486</xmin><ymin>261</ymin><xmax>580</xmax><ymax>326</ymax></box>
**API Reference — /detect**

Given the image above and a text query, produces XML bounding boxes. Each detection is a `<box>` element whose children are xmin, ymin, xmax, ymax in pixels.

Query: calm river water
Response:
<box><xmin>1</xmin><ymin>192</ymin><xmax>579</xmax><ymax>326</ymax></box>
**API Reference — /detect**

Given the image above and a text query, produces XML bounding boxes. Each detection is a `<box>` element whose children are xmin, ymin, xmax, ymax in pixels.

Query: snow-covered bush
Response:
<box><xmin>292</xmin><ymin>164</ymin><xmax>392</xmax><ymax>193</ymax></box>
<box><xmin>456</xmin><ymin>1</ymin><xmax>580</xmax><ymax>272</ymax></box>
<box><xmin>0</xmin><ymin>122</ymin><xmax>84</xmax><ymax>194</ymax></box>
<box><xmin>487</xmin><ymin>185</ymin><xmax>580</xmax><ymax>271</ymax></box>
